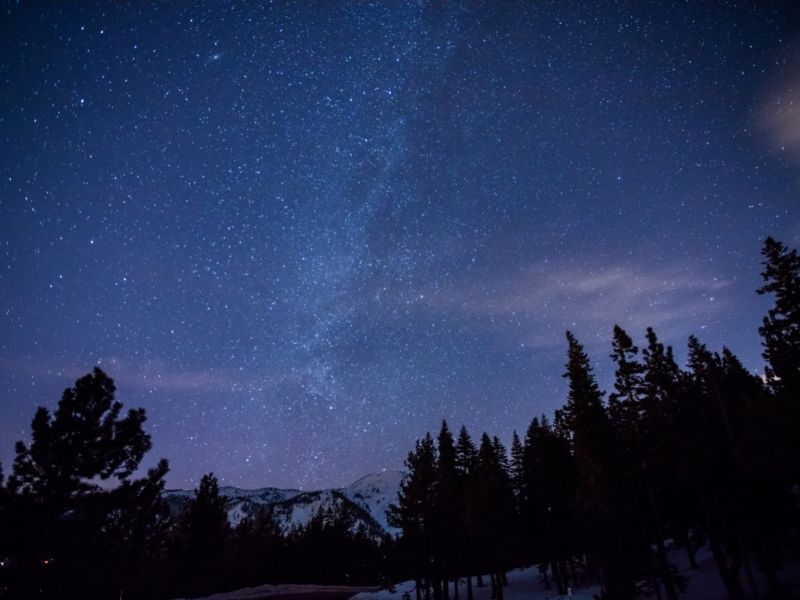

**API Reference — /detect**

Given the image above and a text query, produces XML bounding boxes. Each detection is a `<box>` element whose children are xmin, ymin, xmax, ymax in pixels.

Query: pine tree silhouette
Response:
<box><xmin>561</xmin><ymin>331</ymin><xmax>636</xmax><ymax>600</ymax></box>
<box><xmin>757</xmin><ymin>237</ymin><xmax>800</xmax><ymax>398</ymax></box>
<box><xmin>5</xmin><ymin>368</ymin><xmax>168</xmax><ymax>599</ymax></box>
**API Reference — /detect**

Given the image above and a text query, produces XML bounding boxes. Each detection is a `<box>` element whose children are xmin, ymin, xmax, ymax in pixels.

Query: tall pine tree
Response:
<box><xmin>561</xmin><ymin>331</ymin><xmax>636</xmax><ymax>600</ymax></box>
<box><xmin>609</xmin><ymin>325</ymin><xmax>678</xmax><ymax>600</ymax></box>
<box><xmin>5</xmin><ymin>368</ymin><xmax>169</xmax><ymax>599</ymax></box>
<box><xmin>757</xmin><ymin>237</ymin><xmax>800</xmax><ymax>398</ymax></box>
<box><xmin>389</xmin><ymin>433</ymin><xmax>438</xmax><ymax>600</ymax></box>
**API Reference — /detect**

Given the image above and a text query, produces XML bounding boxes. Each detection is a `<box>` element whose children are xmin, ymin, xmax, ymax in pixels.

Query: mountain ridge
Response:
<box><xmin>163</xmin><ymin>469</ymin><xmax>404</xmax><ymax>538</ymax></box>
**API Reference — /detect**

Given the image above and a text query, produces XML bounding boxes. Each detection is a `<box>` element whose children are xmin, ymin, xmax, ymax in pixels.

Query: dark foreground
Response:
<box><xmin>182</xmin><ymin>583</ymin><xmax>378</xmax><ymax>600</ymax></box>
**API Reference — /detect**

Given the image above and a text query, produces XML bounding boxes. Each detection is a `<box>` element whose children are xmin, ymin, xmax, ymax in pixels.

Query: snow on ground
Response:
<box><xmin>179</xmin><ymin>583</ymin><xmax>377</xmax><ymax>600</ymax></box>
<box><xmin>353</xmin><ymin>566</ymin><xmax>599</xmax><ymax>600</ymax></box>
<box><xmin>354</xmin><ymin>542</ymin><xmax>800</xmax><ymax>600</ymax></box>
<box><xmin>672</xmin><ymin>542</ymin><xmax>800</xmax><ymax>599</ymax></box>
<box><xmin>341</xmin><ymin>470</ymin><xmax>404</xmax><ymax>536</ymax></box>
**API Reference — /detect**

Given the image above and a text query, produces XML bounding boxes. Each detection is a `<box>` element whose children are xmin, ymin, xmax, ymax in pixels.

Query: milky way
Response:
<box><xmin>2</xmin><ymin>2</ymin><xmax>800</xmax><ymax>489</ymax></box>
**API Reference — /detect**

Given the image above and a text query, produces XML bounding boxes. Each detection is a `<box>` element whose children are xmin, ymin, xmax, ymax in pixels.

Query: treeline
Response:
<box><xmin>388</xmin><ymin>237</ymin><xmax>800</xmax><ymax>600</ymax></box>
<box><xmin>0</xmin><ymin>237</ymin><xmax>797</xmax><ymax>599</ymax></box>
<box><xmin>0</xmin><ymin>368</ymin><xmax>391</xmax><ymax>599</ymax></box>
<box><xmin>167</xmin><ymin>473</ymin><xmax>390</xmax><ymax>597</ymax></box>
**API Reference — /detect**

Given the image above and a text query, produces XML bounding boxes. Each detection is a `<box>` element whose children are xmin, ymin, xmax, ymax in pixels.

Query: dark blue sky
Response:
<box><xmin>2</xmin><ymin>1</ymin><xmax>799</xmax><ymax>489</ymax></box>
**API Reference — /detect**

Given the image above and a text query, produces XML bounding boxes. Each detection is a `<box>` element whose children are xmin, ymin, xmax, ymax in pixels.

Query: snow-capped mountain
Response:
<box><xmin>340</xmin><ymin>470</ymin><xmax>403</xmax><ymax>534</ymax></box>
<box><xmin>163</xmin><ymin>470</ymin><xmax>403</xmax><ymax>537</ymax></box>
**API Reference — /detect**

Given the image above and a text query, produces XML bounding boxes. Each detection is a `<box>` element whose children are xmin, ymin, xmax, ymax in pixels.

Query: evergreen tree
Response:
<box><xmin>609</xmin><ymin>325</ymin><xmax>678</xmax><ymax>600</ymax></box>
<box><xmin>509</xmin><ymin>431</ymin><xmax>525</xmax><ymax>503</ymax></box>
<box><xmin>686</xmin><ymin>336</ymin><xmax>750</xmax><ymax>600</ymax></box>
<box><xmin>454</xmin><ymin>426</ymin><xmax>479</xmax><ymax>600</ymax></box>
<box><xmin>105</xmin><ymin>458</ymin><xmax>172</xmax><ymax>597</ymax></box>
<box><xmin>4</xmin><ymin>368</ymin><xmax>168</xmax><ymax>599</ymax></box>
<box><xmin>227</xmin><ymin>508</ymin><xmax>286</xmax><ymax>588</ymax></box>
<box><xmin>608</xmin><ymin>325</ymin><xmax>646</xmax><ymax>443</ymax></box>
<box><xmin>726</xmin><ymin>345</ymin><xmax>795</xmax><ymax>593</ymax></box>
<box><xmin>10</xmin><ymin>368</ymin><xmax>152</xmax><ymax>502</ymax></box>
<box><xmin>172</xmin><ymin>473</ymin><xmax>230</xmax><ymax>597</ymax></box>
<box><xmin>455</xmin><ymin>426</ymin><xmax>478</xmax><ymax>477</ymax></box>
<box><xmin>466</xmin><ymin>434</ymin><xmax>514</xmax><ymax>600</ymax></box>
<box><xmin>521</xmin><ymin>416</ymin><xmax>574</xmax><ymax>595</ymax></box>
<box><xmin>641</xmin><ymin>328</ymin><xmax>697</xmax><ymax>571</ymax></box>
<box><xmin>561</xmin><ymin>331</ymin><xmax>636</xmax><ymax>600</ymax></box>
<box><xmin>388</xmin><ymin>433</ymin><xmax>438</xmax><ymax>600</ymax></box>
<box><xmin>507</xmin><ymin>430</ymin><xmax>526</xmax><ymax>577</ymax></box>
<box><xmin>286</xmin><ymin>502</ymin><xmax>382</xmax><ymax>585</ymax></box>
<box><xmin>436</xmin><ymin>421</ymin><xmax>459</xmax><ymax>600</ymax></box>
<box><xmin>757</xmin><ymin>237</ymin><xmax>800</xmax><ymax>488</ymax></box>
<box><xmin>757</xmin><ymin>237</ymin><xmax>800</xmax><ymax>398</ymax></box>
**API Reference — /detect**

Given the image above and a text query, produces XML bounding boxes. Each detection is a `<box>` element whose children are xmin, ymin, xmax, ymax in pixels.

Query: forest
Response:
<box><xmin>0</xmin><ymin>236</ymin><xmax>797</xmax><ymax>600</ymax></box>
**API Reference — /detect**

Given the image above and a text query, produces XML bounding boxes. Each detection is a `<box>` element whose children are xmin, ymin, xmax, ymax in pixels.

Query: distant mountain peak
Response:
<box><xmin>163</xmin><ymin>470</ymin><xmax>404</xmax><ymax>537</ymax></box>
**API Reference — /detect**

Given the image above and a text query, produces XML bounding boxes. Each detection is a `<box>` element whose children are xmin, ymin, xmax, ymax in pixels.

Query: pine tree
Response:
<box><xmin>757</xmin><ymin>237</ymin><xmax>800</xmax><ymax>398</ymax></box>
<box><xmin>454</xmin><ymin>426</ymin><xmax>478</xmax><ymax>600</ymax></box>
<box><xmin>726</xmin><ymin>345</ymin><xmax>794</xmax><ymax>592</ymax></box>
<box><xmin>562</xmin><ymin>331</ymin><xmax>636</xmax><ymax>600</ymax></box>
<box><xmin>640</xmin><ymin>327</ymin><xmax>698</xmax><ymax>572</ymax></box>
<box><xmin>521</xmin><ymin>416</ymin><xmax>575</xmax><ymax>595</ymax></box>
<box><xmin>105</xmin><ymin>458</ymin><xmax>172</xmax><ymax>597</ymax></box>
<box><xmin>4</xmin><ymin>368</ymin><xmax>168</xmax><ymax>599</ymax></box>
<box><xmin>610</xmin><ymin>325</ymin><xmax>678</xmax><ymax>600</ymax></box>
<box><xmin>509</xmin><ymin>432</ymin><xmax>524</xmax><ymax>497</ymax></box>
<box><xmin>455</xmin><ymin>426</ymin><xmax>478</xmax><ymax>477</ymax></box>
<box><xmin>436</xmin><ymin>421</ymin><xmax>459</xmax><ymax>600</ymax></box>
<box><xmin>560</xmin><ymin>332</ymin><xmax>613</xmax><ymax>461</ymax></box>
<box><xmin>466</xmin><ymin>434</ymin><xmax>514</xmax><ymax>600</ymax></box>
<box><xmin>686</xmin><ymin>336</ymin><xmax>748</xmax><ymax>600</ymax></box>
<box><xmin>173</xmin><ymin>472</ymin><xmax>230</xmax><ymax>597</ymax></box>
<box><xmin>10</xmin><ymin>368</ymin><xmax>153</xmax><ymax>502</ymax></box>
<box><xmin>389</xmin><ymin>433</ymin><xmax>438</xmax><ymax>600</ymax></box>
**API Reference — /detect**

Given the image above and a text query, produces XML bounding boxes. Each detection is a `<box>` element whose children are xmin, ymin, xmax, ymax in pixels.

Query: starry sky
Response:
<box><xmin>2</xmin><ymin>1</ymin><xmax>800</xmax><ymax>490</ymax></box>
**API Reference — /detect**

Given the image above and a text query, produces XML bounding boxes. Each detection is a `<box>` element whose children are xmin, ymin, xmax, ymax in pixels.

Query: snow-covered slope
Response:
<box><xmin>163</xmin><ymin>485</ymin><xmax>302</xmax><ymax>527</ymax></box>
<box><xmin>341</xmin><ymin>470</ymin><xmax>404</xmax><ymax>535</ymax></box>
<box><xmin>353</xmin><ymin>541</ymin><xmax>800</xmax><ymax>600</ymax></box>
<box><xmin>163</xmin><ymin>470</ymin><xmax>403</xmax><ymax>536</ymax></box>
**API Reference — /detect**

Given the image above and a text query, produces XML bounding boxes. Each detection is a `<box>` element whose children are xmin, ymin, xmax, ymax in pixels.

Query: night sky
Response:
<box><xmin>2</xmin><ymin>2</ymin><xmax>800</xmax><ymax>490</ymax></box>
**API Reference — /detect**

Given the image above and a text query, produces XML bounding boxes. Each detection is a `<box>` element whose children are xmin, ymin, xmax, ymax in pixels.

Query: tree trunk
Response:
<box><xmin>415</xmin><ymin>579</ymin><xmax>422</xmax><ymax>600</ymax></box>
<box><xmin>476</xmin><ymin>574</ymin><xmax>484</xmax><ymax>588</ymax></box>
<box><xmin>685</xmin><ymin>531</ymin><xmax>698</xmax><ymax>570</ymax></box>
<box><xmin>565</xmin><ymin>558</ymin><xmax>575</xmax><ymax>590</ymax></box>
<box><xmin>552</xmin><ymin>560</ymin><xmax>566</xmax><ymax>596</ymax></box>
<box><xmin>540</xmin><ymin>562</ymin><xmax>550</xmax><ymax>589</ymax></box>
<box><xmin>649</xmin><ymin>560</ymin><xmax>664</xmax><ymax>600</ymax></box>
<box><xmin>653</xmin><ymin>528</ymin><xmax>677</xmax><ymax>600</ymax></box>
<box><xmin>631</xmin><ymin>417</ymin><xmax>678</xmax><ymax>600</ymax></box>
<box><xmin>433</xmin><ymin>578</ymin><xmax>442</xmax><ymax>600</ymax></box>
<box><xmin>489</xmin><ymin>572</ymin><xmax>496</xmax><ymax>599</ymax></box>
<box><xmin>738</xmin><ymin>535</ymin><xmax>760</xmax><ymax>600</ymax></box>
<box><xmin>466</xmin><ymin>575</ymin><xmax>473</xmax><ymax>600</ymax></box>
<box><xmin>441</xmin><ymin>556</ymin><xmax>450</xmax><ymax>600</ymax></box>
<box><xmin>453</xmin><ymin>577</ymin><xmax>459</xmax><ymax>600</ymax></box>
<box><xmin>755</xmin><ymin>542</ymin><xmax>782</xmax><ymax>593</ymax></box>
<box><xmin>495</xmin><ymin>573</ymin><xmax>504</xmax><ymax>600</ymax></box>
<box><xmin>709</xmin><ymin>535</ymin><xmax>745</xmax><ymax>600</ymax></box>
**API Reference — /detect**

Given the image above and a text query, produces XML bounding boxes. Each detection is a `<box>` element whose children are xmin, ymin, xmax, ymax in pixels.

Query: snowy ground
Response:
<box><xmin>353</xmin><ymin>566</ymin><xmax>599</xmax><ymax>600</ymax></box>
<box><xmin>179</xmin><ymin>583</ymin><xmax>377</xmax><ymax>600</ymax></box>
<box><xmin>353</xmin><ymin>543</ymin><xmax>800</xmax><ymax>600</ymax></box>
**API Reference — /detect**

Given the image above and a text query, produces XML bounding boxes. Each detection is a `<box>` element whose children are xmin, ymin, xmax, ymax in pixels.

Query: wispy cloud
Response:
<box><xmin>413</xmin><ymin>261</ymin><xmax>731</xmax><ymax>348</ymax></box>
<box><xmin>756</xmin><ymin>52</ymin><xmax>800</xmax><ymax>242</ymax></box>
<box><xmin>54</xmin><ymin>358</ymin><xmax>239</xmax><ymax>393</ymax></box>
<box><xmin>757</xmin><ymin>48</ymin><xmax>800</xmax><ymax>166</ymax></box>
